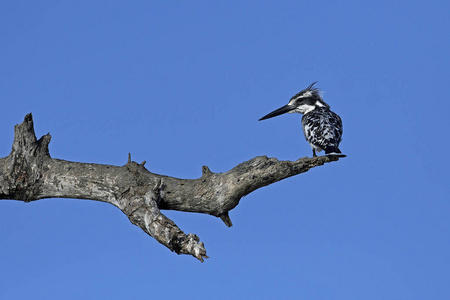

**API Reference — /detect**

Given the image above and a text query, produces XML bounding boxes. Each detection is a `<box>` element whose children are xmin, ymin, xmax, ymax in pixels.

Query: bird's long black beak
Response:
<box><xmin>259</xmin><ymin>104</ymin><xmax>294</xmax><ymax>121</ymax></box>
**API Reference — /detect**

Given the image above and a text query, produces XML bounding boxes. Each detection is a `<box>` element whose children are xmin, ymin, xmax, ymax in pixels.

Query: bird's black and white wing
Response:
<box><xmin>301</xmin><ymin>107</ymin><xmax>343</xmax><ymax>154</ymax></box>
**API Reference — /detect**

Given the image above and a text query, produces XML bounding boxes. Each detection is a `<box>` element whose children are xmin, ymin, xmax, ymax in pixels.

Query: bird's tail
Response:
<box><xmin>325</xmin><ymin>146</ymin><xmax>346</xmax><ymax>157</ymax></box>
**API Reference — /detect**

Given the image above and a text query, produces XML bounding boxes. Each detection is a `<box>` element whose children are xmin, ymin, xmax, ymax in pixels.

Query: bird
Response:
<box><xmin>259</xmin><ymin>82</ymin><xmax>345</xmax><ymax>157</ymax></box>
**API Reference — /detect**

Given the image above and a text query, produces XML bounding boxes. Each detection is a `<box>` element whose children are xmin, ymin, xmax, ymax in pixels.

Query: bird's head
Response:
<box><xmin>259</xmin><ymin>82</ymin><xmax>329</xmax><ymax>121</ymax></box>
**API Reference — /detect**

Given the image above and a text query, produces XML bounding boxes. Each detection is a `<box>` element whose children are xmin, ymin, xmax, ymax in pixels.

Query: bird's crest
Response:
<box><xmin>290</xmin><ymin>82</ymin><xmax>323</xmax><ymax>102</ymax></box>
<box><xmin>306</xmin><ymin>81</ymin><xmax>319</xmax><ymax>91</ymax></box>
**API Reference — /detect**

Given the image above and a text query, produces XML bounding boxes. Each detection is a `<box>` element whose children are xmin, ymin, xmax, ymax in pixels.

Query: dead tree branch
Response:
<box><xmin>0</xmin><ymin>114</ymin><xmax>343</xmax><ymax>261</ymax></box>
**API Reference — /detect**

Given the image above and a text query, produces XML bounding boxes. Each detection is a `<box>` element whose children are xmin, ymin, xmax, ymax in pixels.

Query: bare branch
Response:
<box><xmin>0</xmin><ymin>114</ymin><xmax>344</xmax><ymax>261</ymax></box>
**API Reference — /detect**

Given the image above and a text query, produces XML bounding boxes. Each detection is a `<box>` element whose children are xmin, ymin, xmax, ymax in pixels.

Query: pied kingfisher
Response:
<box><xmin>259</xmin><ymin>82</ymin><xmax>345</xmax><ymax>157</ymax></box>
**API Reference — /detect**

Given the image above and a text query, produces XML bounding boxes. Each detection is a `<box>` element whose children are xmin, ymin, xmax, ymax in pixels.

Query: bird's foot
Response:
<box><xmin>326</xmin><ymin>153</ymin><xmax>347</xmax><ymax>158</ymax></box>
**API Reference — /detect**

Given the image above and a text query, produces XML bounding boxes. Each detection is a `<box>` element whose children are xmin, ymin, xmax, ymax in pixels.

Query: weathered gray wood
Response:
<box><xmin>0</xmin><ymin>114</ymin><xmax>343</xmax><ymax>261</ymax></box>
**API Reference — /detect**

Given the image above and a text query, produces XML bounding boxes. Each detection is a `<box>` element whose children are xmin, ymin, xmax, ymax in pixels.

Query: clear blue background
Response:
<box><xmin>1</xmin><ymin>1</ymin><xmax>449</xmax><ymax>299</ymax></box>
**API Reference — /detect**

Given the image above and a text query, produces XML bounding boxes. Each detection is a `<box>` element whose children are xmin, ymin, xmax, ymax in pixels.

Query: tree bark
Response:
<box><xmin>0</xmin><ymin>114</ymin><xmax>343</xmax><ymax>261</ymax></box>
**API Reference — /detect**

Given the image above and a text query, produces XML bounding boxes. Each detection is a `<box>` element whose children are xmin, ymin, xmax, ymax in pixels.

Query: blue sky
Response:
<box><xmin>1</xmin><ymin>1</ymin><xmax>449</xmax><ymax>299</ymax></box>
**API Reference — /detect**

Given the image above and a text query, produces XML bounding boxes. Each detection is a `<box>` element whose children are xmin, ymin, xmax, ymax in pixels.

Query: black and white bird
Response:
<box><xmin>259</xmin><ymin>82</ymin><xmax>345</xmax><ymax>157</ymax></box>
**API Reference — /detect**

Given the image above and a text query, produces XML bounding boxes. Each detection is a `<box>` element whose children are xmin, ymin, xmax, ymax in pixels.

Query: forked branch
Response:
<box><xmin>0</xmin><ymin>114</ymin><xmax>343</xmax><ymax>261</ymax></box>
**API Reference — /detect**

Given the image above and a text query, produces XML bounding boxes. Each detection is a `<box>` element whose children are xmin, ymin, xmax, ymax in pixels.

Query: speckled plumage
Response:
<box><xmin>301</xmin><ymin>107</ymin><xmax>343</xmax><ymax>156</ymax></box>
